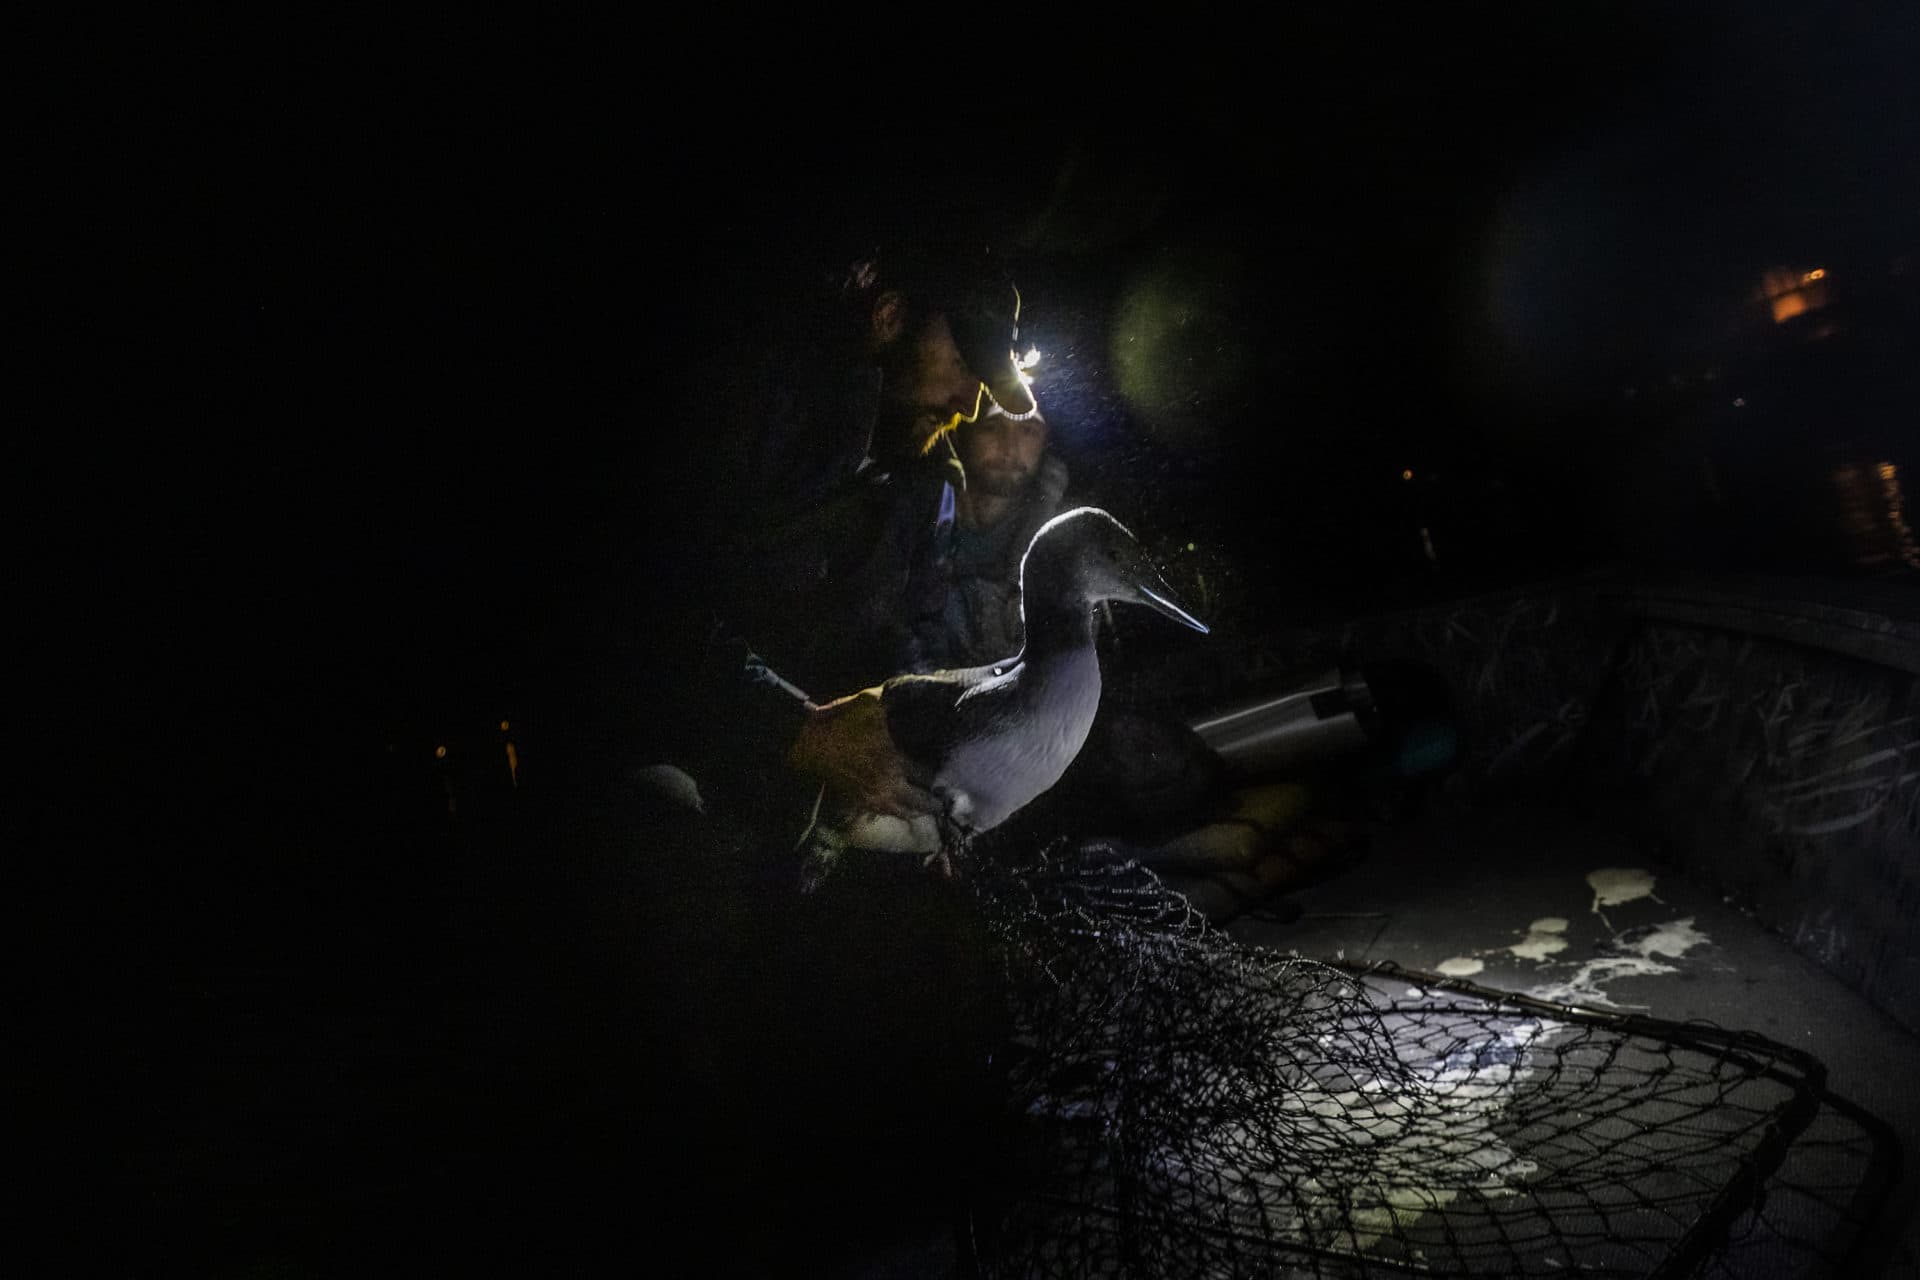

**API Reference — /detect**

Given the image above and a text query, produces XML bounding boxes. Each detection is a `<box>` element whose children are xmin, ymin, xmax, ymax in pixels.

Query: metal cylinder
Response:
<box><xmin>1184</xmin><ymin>666</ymin><xmax>1378</xmax><ymax>777</ymax></box>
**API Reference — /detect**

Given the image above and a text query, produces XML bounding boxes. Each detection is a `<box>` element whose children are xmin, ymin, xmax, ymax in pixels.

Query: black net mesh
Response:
<box><xmin>961</xmin><ymin>847</ymin><xmax>1879</xmax><ymax>1278</ymax></box>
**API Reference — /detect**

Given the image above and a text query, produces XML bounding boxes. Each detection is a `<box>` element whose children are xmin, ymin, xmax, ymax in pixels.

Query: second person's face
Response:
<box><xmin>959</xmin><ymin>413</ymin><xmax>1047</xmax><ymax>498</ymax></box>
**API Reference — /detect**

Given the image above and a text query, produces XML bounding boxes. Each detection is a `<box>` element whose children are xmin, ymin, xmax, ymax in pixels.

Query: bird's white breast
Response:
<box><xmin>939</xmin><ymin>647</ymin><xmax>1103</xmax><ymax>834</ymax></box>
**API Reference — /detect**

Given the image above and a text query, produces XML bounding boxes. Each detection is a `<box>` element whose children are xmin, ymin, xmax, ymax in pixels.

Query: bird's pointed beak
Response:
<box><xmin>1134</xmin><ymin>576</ymin><xmax>1209</xmax><ymax>634</ymax></box>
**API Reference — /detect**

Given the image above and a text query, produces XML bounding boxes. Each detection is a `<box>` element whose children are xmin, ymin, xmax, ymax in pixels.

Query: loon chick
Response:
<box><xmin>802</xmin><ymin>507</ymin><xmax>1208</xmax><ymax>880</ymax></box>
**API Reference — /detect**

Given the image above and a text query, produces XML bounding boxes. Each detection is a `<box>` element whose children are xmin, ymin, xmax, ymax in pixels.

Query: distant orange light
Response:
<box><xmin>1805</xmin><ymin>268</ymin><xmax>1826</xmax><ymax>282</ymax></box>
<box><xmin>1771</xmin><ymin>292</ymin><xmax>1809</xmax><ymax>324</ymax></box>
<box><xmin>1880</xmin><ymin>462</ymin><xmax>1898</xmax><ymax>481</ymax></box>
<box><xmin>1401</xmin><ymin>469</ymin><xmax>1414</xmax><ymax>481</ymax></box>
<box><xmin>1760</xmin><ymin>268</ymin><xmax>1799</xmax><ymax>299</ymax></box>
<box><xmin>435</xmin><ymin>745</ymin><xmax>448</xmax><ymax>759</ymax></box>
<box><xmin>500</xmin><ymin>720</ymin><xmax>511</xmax><ymax>732</ymax></box>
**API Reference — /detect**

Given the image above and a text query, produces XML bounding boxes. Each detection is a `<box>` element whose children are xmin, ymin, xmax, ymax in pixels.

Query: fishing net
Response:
<box><xmin>960</xmin><ymin>847</ymin><xmax>1885</xmax><ymax>1278</ymax></box>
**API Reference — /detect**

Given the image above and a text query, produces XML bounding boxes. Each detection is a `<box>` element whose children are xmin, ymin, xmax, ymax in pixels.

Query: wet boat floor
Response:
<box><xmin>1219</xmin><ymin>802</ymin><xmax>1920</xmax><ymax>1278</ymax></box>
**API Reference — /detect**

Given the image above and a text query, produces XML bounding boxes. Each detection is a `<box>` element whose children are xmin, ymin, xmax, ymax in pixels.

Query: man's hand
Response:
<box><xmin>787</xmin><ymin>687</ymin><xmax>942</xmax><ymax>819</ymax></box>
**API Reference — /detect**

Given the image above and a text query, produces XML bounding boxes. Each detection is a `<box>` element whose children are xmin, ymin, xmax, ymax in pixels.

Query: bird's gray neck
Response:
<box><xmin>1014</xmin><ymin>606</ymin><xmax>1104</xmax><ymax>730</ymax></box>
<box><xmin>1020</xmin><ymin>600</ymin><xmax>1097</xmax><ymax>664</ymax></box>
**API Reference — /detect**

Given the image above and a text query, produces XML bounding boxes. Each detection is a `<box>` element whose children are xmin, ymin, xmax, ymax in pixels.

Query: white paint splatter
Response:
<box><xmin>1507</xmin><ymin>917</ymin><xmax>1570</xmax><ymax>962</ymax></box>
<box><xmin>1526</xmin><ymin>917</ymin><xmax>1712</xmax><ymax>1009</ymax></box>
<box><xmin>1436</xmin><ymin>956</ymin><xmax>1485</xmax><ymax>977</ymax></box>
<box><xmin>1635</xmin><ymin>918</ymin><xmax>1711</xmax><ymax>958</ymax></box>
<box><xmin>1587</xmin><ymin>867</ymin><xmax>1658</xmax><ymax>909</ymax></box>
<box><xmin>1587</xmin><ymin>868</ymin><xmax>1663</xmax><ymax>930</ymax></box>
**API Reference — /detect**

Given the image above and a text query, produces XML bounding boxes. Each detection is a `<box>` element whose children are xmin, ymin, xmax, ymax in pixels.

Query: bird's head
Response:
<box><xmin>1019</xmin><ymin>507</ymin><xmax>1209</xmax><ymax>634</ymax></box>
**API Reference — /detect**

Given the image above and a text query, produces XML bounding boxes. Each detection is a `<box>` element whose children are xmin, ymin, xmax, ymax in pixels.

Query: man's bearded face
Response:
<box><xmin>878</xmin><ymin>312</ymin><xmax>986</xmax><ymax>455</ymax></box>
<box><xmin>958</xmin><ymin>412</ymin><xmax>1048</xmax><ymax>499</ymax></box>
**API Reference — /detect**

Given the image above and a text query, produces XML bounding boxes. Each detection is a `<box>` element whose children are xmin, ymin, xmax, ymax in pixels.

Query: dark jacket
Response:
<box><xmin>908</xmin><ymin>452</ymin><xmax>1070</xmax><ymax>671</ymax></box>
<box><xmin>653</xmin><ymin>323</ymin><xmax>958</xmax><ymax>828</ymax></box>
